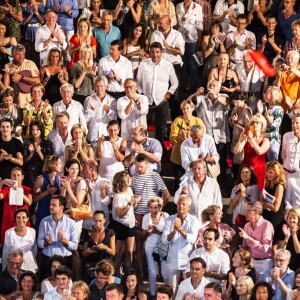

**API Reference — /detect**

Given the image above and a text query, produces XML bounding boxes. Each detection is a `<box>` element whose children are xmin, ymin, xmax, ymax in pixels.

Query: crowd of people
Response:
<box><xmin>0</xmin><ymin>0</ymin><xmax>300</xmax><ymax>299</ymax></box>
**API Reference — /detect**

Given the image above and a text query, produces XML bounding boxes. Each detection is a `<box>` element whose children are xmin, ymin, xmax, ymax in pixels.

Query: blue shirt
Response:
<box><xmin>38</xmin><ymin>214</ymin><xmax>78</xmax><ymax>257</ymax></box>
<box><xmin>45</xmin><ymin>0</ymin><xmax>79</xmax><ymax>32</ymax></box>
<box><xmin>92</xmin><ymin>25</ymin><xmax>121</xmax><ymax>61</ymax></box>
<box><xmin>261</xmin><ymin>267</ymin><xmax>295</xmax><ymax>300</ymax></box>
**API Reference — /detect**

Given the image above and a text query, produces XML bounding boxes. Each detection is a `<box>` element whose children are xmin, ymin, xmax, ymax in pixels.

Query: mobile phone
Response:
<box><xmin>254</xmin><ymin>0</ymin><xmax>259</xmax><ymax>5</ymax></box>
<box><xmin>103</xmin><ymin>71</ymin><xmax>111</xmax><ymax>77</ymax></box>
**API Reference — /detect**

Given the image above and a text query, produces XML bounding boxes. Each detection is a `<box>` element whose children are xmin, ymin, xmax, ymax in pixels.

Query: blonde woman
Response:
<box><xmin>65</xmin><ymin>123</ymin><xmax>94</xmax><ymax>169</ymax></box>
<box><xmin>258</xmin><ymin>86</ymin><xmax>284</xmax><ymax>161</ymax></box>
<box><xmin>68</xmin><ymin>18</ymin><xmax>97</xmax><ymax>69</ymax></box>
<box><xmin>235</xmin><ymin>276</ymin><xmax>255</xmax><ymax>300</ymax></box>
<box><xmin>70</xmin><ymin>45</ymin><xmax>97</xmax><ymax>103</ymax></box>
<box><xmin>71</xmin><ymin>280</ymin><xmax>89</xmax><ymax>300</ymax></box>
<box><xmin>262</xmin><ymin>161</ymin><xmax>286</xmax><ymax>236</ymax></box>
<box><xmin>234</xmin><ymin>113</ymin><xmax>270</xmax><ymax>191</ymax></box>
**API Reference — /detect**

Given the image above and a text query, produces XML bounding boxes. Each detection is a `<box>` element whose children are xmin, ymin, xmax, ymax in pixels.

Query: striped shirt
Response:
<box><xmin>131</xmin><ymin>171</ymin><xmax>167</xmax><ymax>214</ymax></box>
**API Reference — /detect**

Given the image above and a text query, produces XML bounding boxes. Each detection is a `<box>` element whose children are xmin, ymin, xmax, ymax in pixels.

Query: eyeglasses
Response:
<box><xmin>7</xmin><ymin>260</ymin><xmax>22</xmax><ymax>266</ymax></box>
<box><xmin>275</xmin><ymin>258</ymin><xmax>288</xmax><ymax>263</ymax></box>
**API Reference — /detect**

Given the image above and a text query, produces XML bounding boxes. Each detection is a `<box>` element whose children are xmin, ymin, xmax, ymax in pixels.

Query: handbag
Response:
<box><xmin>204</xmin><ymin>161</ymin><xmax>221</xmax><ymax>178</ymax></box>
<box><xmin>152</xmin><ymin>234</ymin><xmax>169</xmax><ymax>262</ymax></box>
<box><xmin>69</xmin><ymin>187</ymin><xmax>93</xmax><ymax>220</ymax></box>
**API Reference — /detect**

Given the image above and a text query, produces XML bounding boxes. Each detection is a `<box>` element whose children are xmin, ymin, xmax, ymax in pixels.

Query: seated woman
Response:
<box><xmin>208</xmin><ymin>52</ymin><xmax>240</xmax><ymax>97</ymax></box>
<box><xmin>122</xmin><ymin>23</ymin><xmax>149</xmax><ymax>77</ymax></box>
<box><xmin>121</xmin><ymin>271</ymin><xmax>147</xmax><ymax>300</ymax></box>
<box><xmin>80</xmin><ymin>0</ymin><xmax>103</xmax><ymax>29</ymax></box>
<box><xmin>39</xmin><ymin>48</ymin><xmax>69</xmax><ymax>106</ymax></box>
<box><xmin>82</xmin><ymin>211</ymin><xmax>115</xmax><ymax>281</ymax></box>
<box><xmin>196</xmin><ymin>205</ymin><xmax>236</xmax><ymax>254</ymax></box>
<box><xmin>0</xmin><ymin>87</ymin><xmax>21</xmax><ymax>128</ymax></box>
<box><xmin>285</xmin><ymin>19</ymin><xmax>300</xmax><ymax>56</ymax></box>
<box><xmin>6</xmin><ymin>271</ymin><xmax>43</xmax><ymax>300</ymax></box>
<box><xmin>71</xmin><ymin>45</ymin><xmax>97</xmax><ymax>104</ymax></box>
<box><xmin>23</xmin><ymin>83</ymin><xmax>53</xmax><ymax>139</ymax></box>
<box><xmin>262</xmin><ymin>161</ymin><xmax>286</xmax><ymax>236</ymax></box>
<box><xmin>65</xmin><ymin>123</ymin><xmax>94</xmax><ymax>172</ymax></box>
<box><xmin>235</xmin><ymin>276</ymin><xmax>255</xmax><ymax>300</ymax></box>
<box><xmin>250</xmin><ymin>282</ymin><xmax>275</xmax><ymax>300</ymax></box>
<box><xmin>41</xmin><ymin>256</ymin><xmax>67</xmax><ymax>294</ymax></box>
<box><xmin>0</xmin><ymin>167</ymin><xmax>32</xmax><ymax>245</ymax></box>
<box><xmin>2</xmin><ymin>209</ymin><xmax>37</xmax><ymax>273</ymax></box>
<box><xmin>23</xmin><ymin>120</ymin><xmax>52</xmax><ymax>188</ymax></box>
<box><xmin>258</xmin><ymin>86</ymin><xmax>284</xmax><ymax>161</ymax></box>
<box><xmin>234</xmin><ymin>113</ymin><xmax>270</xmax><ymax>191</ymax></box>
<box><xmin>0</xmin><ymin>20</ymin><xmax>17</xmax><ymax>73</ymax></box>
<box><xmin>71</xmin><ymin>281</ymin><xmax>89</xmax><ymax>300</ymax></box>
<box><xmin>274</xmin><ymin>208</ymin><xmax>300</xmax><ymax>271</ymax></box>
<box><xmin>229</xmin><ymin>165</ymin><xmax>260</xmax><ymax>229</ymax></box>
<box><xmin>224</xmin><ymin>249</ymin><xmax>256</xmax><ymax>300</ymax></box>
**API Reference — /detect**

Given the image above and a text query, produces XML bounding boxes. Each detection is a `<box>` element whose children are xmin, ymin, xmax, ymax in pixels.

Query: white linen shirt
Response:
<box><xmin>175</xmin><ymin>277</ymin><xmax>209</xmax><ymax>300</ymax></box>
<box><xmin>84</xmin><ymin>93</ymin><xmax>117</xmax><ymax>142</ymax></box>
<box><xmin>185</xmin><ymin>247</ymin><xmax>230</xmax><ymax>286</ymax></box>
<box><xmin>236</xmin><ymin>66</ymin><xmax>265</xmax><ymax>93</ymax></box>
<box><xmin>136</xmin><ymin>58</ymin><xmax>178</xmax><ymax>105</ymax></box>
<box><xmin>162</xmin><ymin>213</ymin><xmax>200</xmax><ymax>270</ymax></box>
<box><xmin>150</xmin><ymin>29</ymin><xmax>185</xmax><ymax>65</ymax></box>
<box><xmin>176</xmin><ymin>2</ymin><xmax>203</xmax><ymax>43</ymax></box>
<box><xmin>174</xmin><ymin>177</ymin><xmax>222</xmax><ymax>224</ymax></box>
<box><xmin>226</xmin><ymin>30</ymin><xmax>256</xmax><ymax>63</ymax></box>
<box><xmin>117</xmin><ymin>94</ymin><xmax>149</xmax><ymax>141</ymax></box>
<box><xmin>286</xmin><ymin>171</ymin><xmax>300</xmax><ymax>210</ymax></box>
<box><xmin>282</xmin><ymin>131</ymin><xmax>300</xmax><ymax>172</ymax></box>
<box><xmin>98</xmin><ymin>55</ymin><xmax>133</xmax><ymax>93</ymax></box>
<box><xmin>180</xmin><ymin>135</ymin><xmax>220</xmax><ymax>172</ymax></box>
<box><xmin>35</xmin><ymin>24</ymin><xmax>68</xmax><ymax>66</ymax></box>
<box><xmin>53</xmin><ymin>100</ymin><xmax>87</xmax><ymax>131</ymax></box>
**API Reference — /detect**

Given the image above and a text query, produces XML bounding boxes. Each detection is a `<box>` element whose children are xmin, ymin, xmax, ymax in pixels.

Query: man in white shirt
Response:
<box><xmin>236</xmin><ymin>50</ymin><xmax>265</xmax><ymax>113</ymax></box>
<box><xmin>204</xmin><ymin>283</ymin><xmax>222</xmax><ymax>300</ymax></box>
<box><xmin>117</xmin><ymin>78</ymin><xmax>148</xmax><ymax>141</ymax></box>
<box><xmin>185</xmin><ymin>228</ymin><xmax>230</xmax><ymax>287</ymax></box>
<box><xmin>84</xmin><ymin>76</ymin><xmax>117</xmax><ymax>148</ymax></box>
<box><xmin>213</xmin><ymin>0</ymin><xmax>244</xmax><ymax>33</ymax></box>
<box><xmin>282</xmin><ymin>115</ymin><xmax>300</xmax><ymax>173</ymax></box>
<box><xmin>162</xmin><ymin>194</ymin><xmax>201</xmax><ymax>291</ymax></box>
<box><xmin>136</xmin><ymin>42</ymin><xmax>178</xmax><ymax>142</ymax></box>
<box><xmin>35</xmin><ymin>10</ymin><xmax>67</xmax><ymax>66</ymax></box>
<box><xmin>53</xmin><ymin>83</ymin><xmax>87</xmax><ymax>131</ymax></box>
<box><xmin>150</xmin><ymin>15</ymin><xmax>184</xmax><ymax>120</ymax></box>
<box><xmin>44</xmin><ymin>266</ymin><xmax>72</xmax><ymax>300</ymax></box>
<box><xmin>226</xmin><ymin>14</ymin><xmax>256</xmax><ymax>67</ymax></box>
<box><xmin>98</xmin><ymin>39</ymin><xmax>133</xmax><ymax>100</ymax></box>
<box><xmin>176</xmin><ymin>0</ymin><xmax>203</xmax><ymax>92</ymax></box>
<box><xmin>48</xmin><ymin>111</ymin><xmax>72</xmax><ymax>167</ymax></box>
<box><xmin>175</xmin><ymin>257</ymin><xmax>209</xmax><ymax>300</ymax></box>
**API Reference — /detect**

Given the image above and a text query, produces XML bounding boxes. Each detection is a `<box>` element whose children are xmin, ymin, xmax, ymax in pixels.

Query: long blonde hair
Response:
<box><xmin>79</xmin><ymin>44</ymin><xmax>94</xmax><ymax>67</ymax></box>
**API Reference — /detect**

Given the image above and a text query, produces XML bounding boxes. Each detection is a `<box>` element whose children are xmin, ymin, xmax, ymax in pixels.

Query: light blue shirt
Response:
<box><xmin>38</xmin><ymin>214</ymin><xmax>78</xmax><ymax>257</ymax></box>
<box><xmin>92</xmin><ymin>25</ymin><xmax>121</xmax><ymax>60</ymax></box>
<box><xmin>162</xmin><ymin>213</ymin><xmax>200</xmax><ymax>270</ymax></box>
<box><xmin>261</xmin><ymin>267</ymin><xmax>295</xmax><ymax>300</ymax></box>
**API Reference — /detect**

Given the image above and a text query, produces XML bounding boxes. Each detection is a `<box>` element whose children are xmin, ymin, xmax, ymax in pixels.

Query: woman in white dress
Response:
<box><xmin>2</xmin><ymin>208</ymin><xmax>37</xmax><ymax>273</ymax></box>
<box><xmin>96</xmin><ymin>120</ymin><xmax>126</xmax><ymax>185</ymax></box>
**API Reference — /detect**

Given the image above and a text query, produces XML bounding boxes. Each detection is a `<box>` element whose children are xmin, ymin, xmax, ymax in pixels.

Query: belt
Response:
<box><xmin>27</xmin><ymin>23</ymin><xmax>41</xmax><ymax>28</ymax></box>
<box><xmin>284</xmin><ymin>167</ymin><xmax>296</xmax><ymax>173</ymax></box>
<box><xmin>253</xmin><ymin>257</ymin><xmax>272</xmax><ymax>260</ymax></box>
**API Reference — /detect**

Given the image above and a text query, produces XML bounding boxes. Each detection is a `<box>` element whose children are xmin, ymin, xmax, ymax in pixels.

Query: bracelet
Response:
<box><xmin>209</xmin><ymin>47</ymin><xmax>214</xmax><ymax>51</ymax></box>
<box><xmin>113</xmin><ymin>148</ymin><xmax>118</xmax><ymax>151</ymax></box>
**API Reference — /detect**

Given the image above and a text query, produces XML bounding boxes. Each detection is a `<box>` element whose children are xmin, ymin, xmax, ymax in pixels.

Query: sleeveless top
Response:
<box><xmin>127</xmin><ymin>44</ymin><xmax>141</xmax><ymax>71</ymax></box>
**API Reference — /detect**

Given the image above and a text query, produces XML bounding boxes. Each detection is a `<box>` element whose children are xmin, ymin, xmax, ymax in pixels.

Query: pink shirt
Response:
<box><xmin>242</xmin><ymin>216</ymin><xmax>274</xmax><ymax>259</ymax></box>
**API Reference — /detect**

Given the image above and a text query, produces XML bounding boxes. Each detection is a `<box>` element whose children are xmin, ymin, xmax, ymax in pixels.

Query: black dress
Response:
<box><xmin>43</xmin><ymin>73</ymin><xmax>63</xmax><ymax>106</ymax></box>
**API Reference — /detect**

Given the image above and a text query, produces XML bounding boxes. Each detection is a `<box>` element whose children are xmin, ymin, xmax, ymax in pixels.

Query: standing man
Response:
<box><xmin>137</xmin><ymin>42</ymin><xmax>178</xmax><ymax>143</ymax></box>
<box><xmin>93</xmin><ymin>11</ymin><xmax>121</xmax><ymax>60</ymax></box>
<box><xmin>45</xmin><ymin>0</ymin><xmax>79</xmax><ymax>44</ymax></box>
<box><xmin>162</xmin><ymin>194</ymin><xmax>200</xmax><ymax>291</ymax></box>
<box><xmin>175</xmin><ymin>257</ymin><xmax>209</xmax><ymax>300</ymax></box>
<box><xmin>117</xmin><ymin>78</ymin><xmax>149</xmax><ymax>141</ymax></box>
<box><xmin>4</xmin><ymin>44</ymin><xmax>40</xmax><ymax>108</ymax></box>
<box><xmin>89</xmin><ymin>263</ymin><xmax>110</xmax><ymax>300</ymax></box>
<box><xmin>48</xmin><ymin>112</ymin><xmax>72</xmax><ymax>167</ymax></box>
<box><xmin>204</xmin><ymin>283</ymin><xmax>222</xmax><ymax>300</ymax></box>
<box><xmin>0</xmin><ymin>118</ymin><xmax>23</xmax><ymax>180</ymax></box>
<box><xmin>37</xmin><ymin>195</ymin><xmax>78</xmax><ymax>280</ymax></box>
<box><xmin>150</xmin><ymin>15</ymin><xmax>184</xmax><ymax>120</ymax></box>
<box><xmin>176</xmin><ymin>0</ymin><xmax>203</xmax><ymax>92</ymax></box>
<box><xmin>226</xmin><ymin>14</ymin><xmax>256</xmax><ymax>68</ymax></box>
<box><xmin>84</xmin><ymin>76</ymin><xmax>117</xmax><ymax>148</ymax></box>
<box><xmin>53</xmin><ymin>83</ymin><xmax>87</xmax><ymax>130</ymax></box>
<box><xmin>98</xmin><ymin>40</ymin><xmax>133</xmax><ymax>100</ymax></box>
<box><xmin>35</xmin><ymin>10</ymin><xmax>68</xmax><ymax>66</ymax></box>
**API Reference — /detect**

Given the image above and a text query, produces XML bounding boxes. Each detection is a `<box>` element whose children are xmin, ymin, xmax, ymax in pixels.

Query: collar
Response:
<box><xmin>108</xmin><ymin>55</ymin><xmax>124</xmax><ymax>63</ymax></box>
<box><xmin>256</xmin><ymin>216</ymin><xmax>264</xmax><ymax>225</ymax></box>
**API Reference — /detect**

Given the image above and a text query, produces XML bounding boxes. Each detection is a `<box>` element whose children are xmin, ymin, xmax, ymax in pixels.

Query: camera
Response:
<box><xmin>104</xmin><ymin>136</ymin><xmax>111</xmax><ymax>141</ymax></box>
<box><xmin>103</xmin><ymin>71</ymin><xmax>112</xmax><ymax>77</ymax></box>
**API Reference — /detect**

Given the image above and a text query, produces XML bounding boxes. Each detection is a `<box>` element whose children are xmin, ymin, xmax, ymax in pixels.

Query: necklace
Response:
<box><xmin>151</xmin><ymin>212</ymin><xmax>161</xmax><ymax>225</ymax></box>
